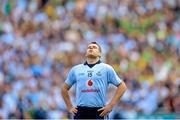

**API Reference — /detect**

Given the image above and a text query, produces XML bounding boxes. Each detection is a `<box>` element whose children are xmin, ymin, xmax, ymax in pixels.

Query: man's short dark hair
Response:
<box><xmin>89</xmin><ymin>42</ymin><xmax>102</xmax><ymax>53</ymax></box>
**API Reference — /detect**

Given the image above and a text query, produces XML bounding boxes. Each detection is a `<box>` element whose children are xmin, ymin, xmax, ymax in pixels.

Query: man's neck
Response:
<box><xmin>86</xmin><ymin>57</ymin><xmax>100</xmax><ymax>64</ymax></box>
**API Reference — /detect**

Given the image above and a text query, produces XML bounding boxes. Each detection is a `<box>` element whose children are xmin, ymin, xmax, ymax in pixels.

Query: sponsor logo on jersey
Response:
<box><xmin>96</xmin><ymin>71</ymin><xmax>102</xmax><ymax>76</ymax></box>
<box><xmin>81</xmin><ymin>79</ymin><xmax>100</xmax><ymax>92</ymax></box>
<box><xmin>78</xmin><ymin>73</ymin><xmax>85</xmax><ymax>76</ymax></box>
<box><xmin>87</xmin><ymin>79</ymin><xmax>93</xmax><ymax>87</ymax></box>
<box><xmin>81</xmin><ymin>89</ymin><xmax>100</xmax><ymax>92</ymax></box>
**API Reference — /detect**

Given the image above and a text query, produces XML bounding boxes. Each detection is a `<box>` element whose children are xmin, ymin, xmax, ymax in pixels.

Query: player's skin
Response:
<box><xmin>61</xmin><ymin>43</ymin><xmax>127</xmax><ymax>117</ymax></box>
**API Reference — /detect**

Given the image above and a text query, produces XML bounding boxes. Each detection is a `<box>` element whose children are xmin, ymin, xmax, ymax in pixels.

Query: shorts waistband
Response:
<box><xmin>77</xmin><ymin>106</ymin><xmax>103</xmax><ymax>110</ymax></box>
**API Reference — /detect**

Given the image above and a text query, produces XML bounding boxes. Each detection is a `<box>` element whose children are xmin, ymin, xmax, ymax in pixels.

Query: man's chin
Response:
<box><xmin>86</xmin><ymin>54</ymin><xmax>98</xmax><ymax>59</ymax></box>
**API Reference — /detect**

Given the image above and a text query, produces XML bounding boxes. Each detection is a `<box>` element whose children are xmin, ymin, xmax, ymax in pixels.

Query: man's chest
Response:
<box><xmin>75</xmin><ymin>67</ymin><xmax>108</xmax><ymax>89</ymax></box>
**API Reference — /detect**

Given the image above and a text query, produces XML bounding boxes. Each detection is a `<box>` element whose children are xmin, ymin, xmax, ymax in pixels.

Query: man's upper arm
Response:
<box><xmin>63</xmin><ymin>83</ymin><xmax>71</xmax><ymax>91</ymax></box>
<box><xmin>117</xmin><ymin>81</ymin><xmax>127</xmax><ymax>90</ymax></box>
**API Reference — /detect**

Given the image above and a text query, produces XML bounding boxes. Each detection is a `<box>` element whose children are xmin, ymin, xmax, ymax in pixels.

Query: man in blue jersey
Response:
<box><xmin>61</xmin><ymin>42</ymin><xmax>127</xmax><ymax>119</ymax></box>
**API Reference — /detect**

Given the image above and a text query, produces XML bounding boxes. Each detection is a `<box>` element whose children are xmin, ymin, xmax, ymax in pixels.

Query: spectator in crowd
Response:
<box><xmin>0</xmin><ymin>0</ymin><xmax>179</xmax><ymax>119</ymax></box>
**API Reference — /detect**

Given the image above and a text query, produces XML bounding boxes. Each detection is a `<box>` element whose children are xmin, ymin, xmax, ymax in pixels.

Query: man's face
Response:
<box><xmin>85</xmin><ymin>44</ymin><xmax>101</xmax><ymax>58</ymax></box>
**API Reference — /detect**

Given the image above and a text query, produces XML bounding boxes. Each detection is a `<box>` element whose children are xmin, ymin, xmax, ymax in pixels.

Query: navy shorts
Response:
<box><xmin>74</xmin><ymin>106</ymin><xmax>107</xmax><ymax>119</ymax></box>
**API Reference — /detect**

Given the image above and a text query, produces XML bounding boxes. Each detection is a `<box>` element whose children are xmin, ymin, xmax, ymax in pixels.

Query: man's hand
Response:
<box><xmin>68</xmin><ymin>107</ymin><xmax>78</xmax><ymax>116</ymax></box>
<box><xmin>97</xmin><ymin>104</ymin><xmax>113</xmax><ymax>117</ymax></box>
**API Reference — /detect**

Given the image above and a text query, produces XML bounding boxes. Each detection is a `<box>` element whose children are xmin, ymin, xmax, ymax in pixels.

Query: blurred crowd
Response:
<box><xmin>0</xmin><ymin>0</ymin><xmax>180</xmax><ymax>119</ymax></box>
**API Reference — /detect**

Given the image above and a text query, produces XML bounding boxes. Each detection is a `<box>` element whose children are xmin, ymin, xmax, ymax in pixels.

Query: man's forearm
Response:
<box><xmin>109</xmin><ymin>81</ymin><xmax>127</xmax><ymax>107</ymax></box>
<box><xmin>61</xmin><ymin>83</ymin><xmax>73</xmax><ymax>110</ymax></box>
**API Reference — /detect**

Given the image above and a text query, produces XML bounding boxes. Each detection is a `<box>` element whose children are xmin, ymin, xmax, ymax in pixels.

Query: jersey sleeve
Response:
<box><xmin>65</xmin><ymin>67</ymin><xmax>76</xmax><ymax>87</ymax></box>
<box><xmin>107</xmin><ymin>66</ymin><xmax>122</xmax><ymax>86</ymax></box>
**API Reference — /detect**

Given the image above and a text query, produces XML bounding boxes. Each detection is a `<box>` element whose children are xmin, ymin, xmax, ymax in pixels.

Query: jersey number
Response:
<box><xmin>88</xmin><ymin>72</ymin><xmax>92</xmax><ymax>77</ymax></box>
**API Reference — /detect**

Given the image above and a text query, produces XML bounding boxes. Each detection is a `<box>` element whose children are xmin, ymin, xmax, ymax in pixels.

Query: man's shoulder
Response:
<box><xmin>100</xmin><ymin>62</ymin><xmax>112</xmax><ymax>67</ymax></box>
<box><xmin>99</xmin><ymin>63</ymin><xmax>113</xmax><ymax>69</ymax></box>
<box><xmin>72</xmin><ymin>63</ymin><xmax>84</xmax><ymax>69</ymax></box>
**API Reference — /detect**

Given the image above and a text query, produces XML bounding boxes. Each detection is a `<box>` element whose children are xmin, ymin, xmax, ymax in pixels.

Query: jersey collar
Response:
<box><xmin>84</xmin><ymin>60</ymin><xmax>101</xmax><ymax>68</ymax></box>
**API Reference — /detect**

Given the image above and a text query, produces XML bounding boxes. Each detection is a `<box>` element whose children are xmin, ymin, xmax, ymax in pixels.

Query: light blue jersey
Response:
<box><xmin>65</xmin><ymin>61</ymin><xmax>122</xmax><ymax>107</ymax></box>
